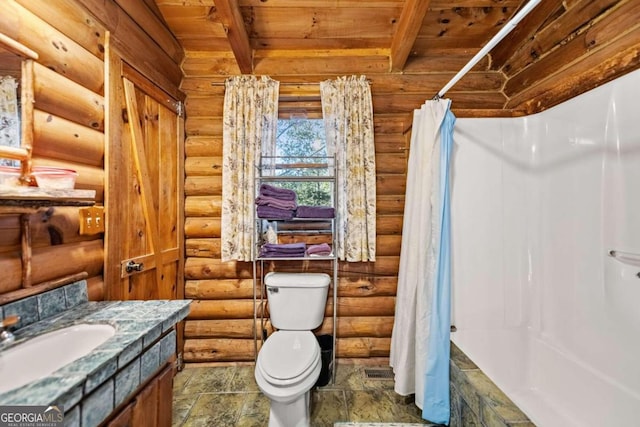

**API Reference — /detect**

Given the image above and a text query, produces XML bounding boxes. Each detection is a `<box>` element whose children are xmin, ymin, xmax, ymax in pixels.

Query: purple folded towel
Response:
<box><xmin>259</xmin><ymin>184</ymin><xmax>297</xmax><ymax>201</ymax></box>
<box><xmin>259</xmin><ymin>251</ymin><xmax>305</xmax><ymax>258</ymax></box>
<box><xmin>262</xmin><ymin>242</ymin><xmax>306</xmax><ymax>252</ymax></box>
<box><xmin>306</xmin><ymin>243</ymin><xmax>332</xmax><ymax>256</ymax></box>
<box><xmin>256</xmin><ymin>195</ymin><xmax>297</xmax><ymax>210</ymax></box>
<box><xmin>257</xmin><ymin>205</ymin><xmax>294</xmax><ymax>220</ymax></box>
<box><xmin>259</xmin><ymin>242</ymin><xmax>306</xmax><ymax>258</ymax></box>
<box><xmin>295</xmin><ymin>205</ymin><xmax>335</xmax><ymax>219</ymax></box>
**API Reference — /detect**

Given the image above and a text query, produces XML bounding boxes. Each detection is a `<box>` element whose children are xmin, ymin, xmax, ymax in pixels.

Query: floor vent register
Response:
<box><xmin>363</xmin><ymin>368</ymin><xmax>395</xmax><ymax>380</ymax></box>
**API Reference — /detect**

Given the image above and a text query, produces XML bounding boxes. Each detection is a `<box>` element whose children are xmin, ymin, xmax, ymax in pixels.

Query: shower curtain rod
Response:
<box><xmin>436</xmin><ymin>0</ymin><xmax>543</xmax><ymax>99</ymax></box>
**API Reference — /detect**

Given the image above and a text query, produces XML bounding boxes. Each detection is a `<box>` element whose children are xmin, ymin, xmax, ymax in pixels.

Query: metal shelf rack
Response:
<box><xmin>252</xmin><ymin>156</ymin><xmax>338</xmax><ymax>385</ymax></box>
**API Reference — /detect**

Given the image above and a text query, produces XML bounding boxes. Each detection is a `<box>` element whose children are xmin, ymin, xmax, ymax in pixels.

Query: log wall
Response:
<box><xmin>179</xmin><ymin>0</ymin><xmax>640</xmax><ymax>363</ymax></box>
<box><xmin>181</xmin><ymin>75</ymin><xmax>410</xmax><ymax>361</ymax></box>
<box><xmin>0</xmin><ymin>0</ymin><xmax>182</xmax><ymax>302</ymax></box>
<box><xmin>496</xmin><ymin>0</ymin><xmax>640</xmax><ymax>114</ymax></box>
<box><xmin>1</xmin><ymin>0</ymin><xmax>637</xmax><ymax>364</ymax></box>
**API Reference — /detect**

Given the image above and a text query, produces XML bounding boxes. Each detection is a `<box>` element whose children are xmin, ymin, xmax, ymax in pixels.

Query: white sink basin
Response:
<box><xmin>0</xmin><ymin>323</ymin><xmax>115</xmax><ymax>394</ymax></box>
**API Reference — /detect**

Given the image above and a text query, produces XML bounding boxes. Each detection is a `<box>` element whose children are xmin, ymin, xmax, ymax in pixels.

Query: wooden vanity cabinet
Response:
<box><xmin>104</xmin><ymin>363</ymin><xmax>174</xmax><ymax>427</ymax></box>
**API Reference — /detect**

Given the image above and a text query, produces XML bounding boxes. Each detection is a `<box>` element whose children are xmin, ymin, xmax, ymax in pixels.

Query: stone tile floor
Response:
<box><xmin>172</xmin><ymin>363</ymin><xmax>440</xmax><ymax>427</ymax></box>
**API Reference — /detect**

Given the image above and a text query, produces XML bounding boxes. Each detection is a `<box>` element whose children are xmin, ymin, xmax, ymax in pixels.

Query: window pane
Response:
<box><xmin>274</xmin><ymin>118</ymin><xmax>331</xmax><ymax>206</ymax></box>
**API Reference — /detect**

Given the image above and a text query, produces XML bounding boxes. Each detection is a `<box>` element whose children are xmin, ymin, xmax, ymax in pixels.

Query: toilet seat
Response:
<box><xmin>258</xmin><ymin>331</ymin><xmax>320</xmax><ymax>386</ymax></box>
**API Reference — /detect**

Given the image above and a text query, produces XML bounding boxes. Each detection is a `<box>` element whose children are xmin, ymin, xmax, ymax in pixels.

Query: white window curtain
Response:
<box><xmin>0</xmin><ymin>76</ymin><xmax>20</xmax><ymax>166</ymax></box>
<box><xmin>320</xmin><ymin>75</ymin><xmax>376</xmax><ymax>262</ymax></box>
<box><xmin>221</xmin><ymin>75</ymin><xmax>279</xmax><ymax>262</ymax></box>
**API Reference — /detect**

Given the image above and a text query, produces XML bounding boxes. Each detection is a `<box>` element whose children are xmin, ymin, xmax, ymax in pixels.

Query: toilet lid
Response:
<box><xmin>258</xmin><ymin>331</ymin><xmax>319</xmax><ymax>381</ymax></box>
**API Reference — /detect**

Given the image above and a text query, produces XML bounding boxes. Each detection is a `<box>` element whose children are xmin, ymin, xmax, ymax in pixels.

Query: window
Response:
<box><xmin>272</xmin><ymin>117</ymin><xmax>332</xmax><ymax>206</ymax></box>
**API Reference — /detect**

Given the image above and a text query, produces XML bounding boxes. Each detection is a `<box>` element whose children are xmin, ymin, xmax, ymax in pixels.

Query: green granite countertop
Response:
<box><xmin>0</xmin><ymin>300</ymin><xmax>190</xmax><ymax>408</ymax></box>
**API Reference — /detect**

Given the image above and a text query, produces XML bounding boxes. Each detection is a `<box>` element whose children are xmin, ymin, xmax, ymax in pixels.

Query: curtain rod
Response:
<box><xmin>209</xmin><ymin>81</ymin><xmax>321</xmax><ymax>86</ymax></box>
<box><xmin>436</xmin><ymin>0</ymin><xmax>543</xmax><ymax>98</ymax></box>
<box><xmin>209</xmin><ymin>79</ymin><xmax>372</xmax><ymax>86</ymax></box>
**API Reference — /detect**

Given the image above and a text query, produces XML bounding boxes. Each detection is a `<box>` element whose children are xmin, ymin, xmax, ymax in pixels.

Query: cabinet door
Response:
<box><xmin>131</xmin><ymin>375</ymin><xmax>158</xmax><ymax>427</ymax></box>
<box><xmin>105</xmin><ymin>364</ymin><xmax>174</xmax><ymax>427</ymax></box>
<box><xmin>156</xmin><ymin>364</ymin><xmax>175</xmax><ymax>427</ymax></box>
<box><xmin>131</xmin><ymin>364</ymin><xmax>173</xmax><ymax>427</ymax></box>
<box><xmin>106</xmin><ymin>402</ymin><xmax>134</xmax><ymax>427</ymax></box>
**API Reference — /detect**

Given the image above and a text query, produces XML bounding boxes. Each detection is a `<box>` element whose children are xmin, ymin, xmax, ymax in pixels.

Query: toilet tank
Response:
<box><xmin>264</xmin><ymin>272</ymin><xmax>330</xmax><ymax>330</ymax></box>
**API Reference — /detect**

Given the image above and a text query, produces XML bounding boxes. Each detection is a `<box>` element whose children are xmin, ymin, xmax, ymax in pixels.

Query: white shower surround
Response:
<box><xmin>451</xmin><ymin>69</ymin><xmax>640</xmax><ymax>426</ymax></box>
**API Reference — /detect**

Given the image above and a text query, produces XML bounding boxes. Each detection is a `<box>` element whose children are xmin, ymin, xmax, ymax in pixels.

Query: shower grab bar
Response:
<box><xmin>608</xmin><ymin>250</ymin><xmax>640</xmax><ymax>267</ymax></box>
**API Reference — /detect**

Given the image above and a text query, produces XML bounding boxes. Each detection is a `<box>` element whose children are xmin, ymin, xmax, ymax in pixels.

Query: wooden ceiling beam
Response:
<box><xmin>389</xmin><ymin>0</ymin><xmax>431</xmax><ymax>72</ymax></box>
<box><xmin>213</xmin><ymin>0</ymin><xmax>253</xmax><ymax>74</ymax></box>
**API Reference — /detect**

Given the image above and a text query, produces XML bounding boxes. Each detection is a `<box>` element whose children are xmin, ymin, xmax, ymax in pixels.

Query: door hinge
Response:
<box><xmin>175</xmin><ymin>101</ymin><xmax>184</xmax><ymax>118</ymax></box>
<box><xmin>175</xmin><ymin>352</ymin><xmax>184</xmax><ymax>371</ymax></box>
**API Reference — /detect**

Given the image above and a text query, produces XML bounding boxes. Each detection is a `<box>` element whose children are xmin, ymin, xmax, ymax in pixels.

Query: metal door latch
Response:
<box><xmin>126</xmin><ymin>260</ymin><xmax>144</xmax><ymax>273</ymax></box>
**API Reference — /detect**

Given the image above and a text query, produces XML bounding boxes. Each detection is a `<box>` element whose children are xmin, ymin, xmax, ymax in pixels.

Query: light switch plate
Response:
<box><xmin>79</xmin><ymin>206</ymin><xmax>105</xmax><ymax>235</ymax></box>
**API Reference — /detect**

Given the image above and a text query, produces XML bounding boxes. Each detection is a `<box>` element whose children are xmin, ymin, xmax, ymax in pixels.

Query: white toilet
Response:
<box><xmin>254</xmin><ymin>272</ymin><xmax>331</xmax><ymax>427</ymax></box>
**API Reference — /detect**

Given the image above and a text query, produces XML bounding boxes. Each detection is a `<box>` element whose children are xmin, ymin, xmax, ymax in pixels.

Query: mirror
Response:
<box><xmin>0</xmin><ymin>43</ymin><xmax>21</xmax><ymax>167</ymax></box>
<box><xmin>0</xmin><ymin>33</ymin><xmax>38</xmax><ymax>177</ymax></box>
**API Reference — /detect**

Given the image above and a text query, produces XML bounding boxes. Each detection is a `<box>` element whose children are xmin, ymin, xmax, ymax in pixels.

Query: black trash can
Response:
<box><xmin>314</xmin><ymin>334</ymin><xmax>333</xmax><ymax>387</ymax></box>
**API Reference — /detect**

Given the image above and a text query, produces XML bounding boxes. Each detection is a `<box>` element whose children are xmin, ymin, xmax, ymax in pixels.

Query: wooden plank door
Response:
<box><xmin>105</xmin><ymin>58</ymin><xmax>184</xmax><ymax>302</ymax></box>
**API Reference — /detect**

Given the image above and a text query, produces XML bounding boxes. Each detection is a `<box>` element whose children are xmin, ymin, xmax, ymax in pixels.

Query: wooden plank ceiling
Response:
<box><xmin>154</xmin><ymin>0</ymin><xmax>640</xmax><ymax>116</ymax></box>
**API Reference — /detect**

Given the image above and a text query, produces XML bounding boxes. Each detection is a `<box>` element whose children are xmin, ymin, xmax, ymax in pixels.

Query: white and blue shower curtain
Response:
<box><xmin>390</xmin><ymin>99</ymin><xmax>456</xmax><ymax>425</ymax></box>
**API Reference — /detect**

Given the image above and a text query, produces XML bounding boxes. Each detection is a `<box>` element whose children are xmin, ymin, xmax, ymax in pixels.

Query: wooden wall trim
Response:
<box><xmin>0</xmin><ymin>272</ymin><xmax>88</xmax><ymax>305</ymax></box>
<box><xmin>103</xmin><ymin>33</ymin><xmax>126</xmax><ymax>300</ymax></box>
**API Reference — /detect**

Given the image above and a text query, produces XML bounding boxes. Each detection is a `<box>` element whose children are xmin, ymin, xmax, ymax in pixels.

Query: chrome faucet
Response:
<box><xmin>0</xmin><ymin>315</ymin><xmax>20</xmax><ymax>346</ymax></box>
